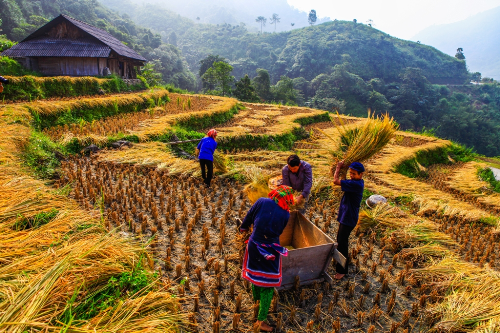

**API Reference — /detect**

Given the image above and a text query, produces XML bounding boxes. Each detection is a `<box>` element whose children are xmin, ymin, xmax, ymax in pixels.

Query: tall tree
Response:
<box><xmin>255</xmin><ymin>16</ymin><xmax>267</xmax><ymax>34</ymax></box>
<box><xmin>253</xmin><ymin>68</ymin><xmax>272</xmax><ymax>101</ymax></box>
<box><xmin>199</xmin><ymin>55</ymin><xmax>227</xmax><ymax>78</ymax></box>
<box><xmin>269</xmin><ymin>13</ymin><xmax>280</xmax><ymax>31</ymax></box>
<box><xmin>202</xmin><ymin>61</ymin><xmax>234</xmax><ymax>96</ymax></box>
<box><xmin>234</xmin><ymin>75</ymin><xmax>260</xmax><ymax>102</ymax></box>
<box><xmin>308</xmin><ymin>10</ymin><xmax>317</xmax><ymax>26</ymax></box>
<box><xmin>455</xmin><ymin>47</ymin><xmax>465</xmax><ymax>60</ymax></box>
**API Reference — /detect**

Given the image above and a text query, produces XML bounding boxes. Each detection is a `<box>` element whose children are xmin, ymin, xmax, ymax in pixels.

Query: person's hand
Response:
<box><xmin>336</xmin><ymin>160</ymin><xmax>345</xmax><ymax>170</ymax></box>
<box><xmin>296</xmin><ymin>195</ymin><xmax>305</xmax><ymax>205</ymax></box>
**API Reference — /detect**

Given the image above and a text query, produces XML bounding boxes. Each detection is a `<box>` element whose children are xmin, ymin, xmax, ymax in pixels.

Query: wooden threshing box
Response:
<box><xmin>278</xmin><ymin>211</ymin><xmax>337</xmax><ymax>289</ymax></box>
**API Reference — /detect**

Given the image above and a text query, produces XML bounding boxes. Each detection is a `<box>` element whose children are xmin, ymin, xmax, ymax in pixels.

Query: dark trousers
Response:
<box><xmin>336</xmin><ymin>223</ymin><xmax>354</xmax><ymax>274</ymax></box>
<box><xmin>199</xmin><ymin>159</ymin><xmax>213</xmax><ymax>187</ymax></box>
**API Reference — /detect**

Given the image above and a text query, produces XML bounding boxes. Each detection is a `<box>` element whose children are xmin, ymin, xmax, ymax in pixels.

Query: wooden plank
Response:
<box><xmin>280</xmin><ymin>243</ymin><xmax>334</xmax><ymax>286</ymax></box>
<box><xmin>279</xmin><ymin>211</ymin><xmax>296</xmax><ymax>247</ymax></box>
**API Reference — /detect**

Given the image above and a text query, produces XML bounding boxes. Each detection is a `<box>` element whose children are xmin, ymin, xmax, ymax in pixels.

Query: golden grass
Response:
<box><xmin>131</xmin><ymin>96</ymin><xmax>238</xmax><ymax>140</ymax></box>
<box><xmin>0</xmin><ymin>104</ymin><xmax>185</xmax><ymax>332</ymax></box>
<box><xmin>44</xmin><ymin>93</ymin><xmax>215</xmax><ymax>143</ymax></box>
<box><xmin>214</xmin><ymin>103</ymin><xmax>325</xmax><ymax>137</ymax></box>
<box><xmin>1</xmin><ymin>89</ymin><xmax>170</xmax><ymax>117</ymax></box>
<box><xmin>412</xmin><ymin>257</ymin><xmax>500</xmax><ymax>332</ymax></box>
<box><xmin>447</xmin><ymin>161</ymin><xmax>500</xmax><ymax>208</ymax></box>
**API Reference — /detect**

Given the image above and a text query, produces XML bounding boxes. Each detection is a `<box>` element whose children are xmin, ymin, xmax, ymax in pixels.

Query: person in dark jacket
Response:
<box><xmin>281</xmin><ymin>155</ymin><xmax>312</xmax><ymax>211</ymax></box>
<box><xmin>240</xmin><ymin>185</ymin><xmax>295</xmax><ymax>332</ymax></box>
<box><xmin>0</xmin><ymin>76</ymin><xmax>8</xmax><ymax>93</ymax></box>
<box><xmin>196</xmin><ymin>129</ymin><xmax>218</xmax><ymax>187</ymax></box>
<box><xmin>333</xmin><ymin>161</ymin><xmax>365</xmax><ymax>280</ymax></box>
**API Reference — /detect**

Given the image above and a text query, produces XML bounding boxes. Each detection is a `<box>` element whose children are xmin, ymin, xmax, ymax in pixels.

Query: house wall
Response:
<box><xmin>35</xmin><ymin>57</ymin><xmax>100</xmax><ymax>76</ymax></box>
<box><xmin>27</xmin><ymin>57</ymin><xmax>138</xmax><ymax>78</ymax></box>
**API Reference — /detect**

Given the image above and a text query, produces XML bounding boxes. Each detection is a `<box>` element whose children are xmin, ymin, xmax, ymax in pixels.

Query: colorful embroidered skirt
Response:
<box><xmin>242</xmin><ymin>240</ymin><xmax>288</xmax><ymax>288</ymax></box>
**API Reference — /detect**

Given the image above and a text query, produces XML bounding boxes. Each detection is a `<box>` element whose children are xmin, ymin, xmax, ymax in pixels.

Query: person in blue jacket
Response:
<box><xmin>333</xmin><ymin>161</ymin><xmax>365</xmax><ymax>280</ymax></box>
<box><xmin>240</xmin><ymin>185</ymin><xmax>295</xmax><ymax>332</ymax></box>
<box><xmin>196</xmin><ymin>129</ymin><xmax>218</xmax><ymax>187</ymax></box>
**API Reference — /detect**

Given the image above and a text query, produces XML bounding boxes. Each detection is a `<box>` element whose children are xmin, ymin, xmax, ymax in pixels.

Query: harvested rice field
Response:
<box><xmin>2</xmin><ymin>83</ymin><xmax>500</xmax><ymax>332</ymax></box>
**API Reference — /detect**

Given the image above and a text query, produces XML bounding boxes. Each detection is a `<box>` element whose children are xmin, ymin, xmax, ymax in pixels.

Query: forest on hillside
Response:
<box><xmin>1</xmin><ymin>0</ymin><xmax>499</xmax><ymax>156</ymax></box>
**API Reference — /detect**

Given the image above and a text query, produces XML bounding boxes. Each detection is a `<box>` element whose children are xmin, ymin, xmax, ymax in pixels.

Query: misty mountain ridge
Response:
<box><xmin>105</xmin><ymin>0</ymin><xmax>330</xmax><ymax>32</ymax></box>
<box><xmin>412</xmin><ymin>6</ymin><xmax>500</xmax><ymax>80</ymax></box>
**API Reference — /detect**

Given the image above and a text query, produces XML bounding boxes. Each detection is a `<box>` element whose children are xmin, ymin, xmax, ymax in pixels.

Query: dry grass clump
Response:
<box><xmin>357</xmin><ymin>204</ymin><xmax>401</xmax><ymax>232</ymax></box>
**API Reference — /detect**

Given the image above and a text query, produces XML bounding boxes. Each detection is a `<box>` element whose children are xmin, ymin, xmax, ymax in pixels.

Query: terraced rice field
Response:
<box><xmin>2</xmin><ymin>83</ymin><xmax>500</xmax><ymax>332</ymax></box>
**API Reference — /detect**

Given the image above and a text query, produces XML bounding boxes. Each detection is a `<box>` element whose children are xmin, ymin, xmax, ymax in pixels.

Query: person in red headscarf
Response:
<box><xmin>196</xmin><ymin>129</ymin><xmax>218</xmax><ymax>187</ymax></box>
<box><xmin>240</xmin><ymin>185</ymin><xmax>295</xmax><ymax>332</ymax></box>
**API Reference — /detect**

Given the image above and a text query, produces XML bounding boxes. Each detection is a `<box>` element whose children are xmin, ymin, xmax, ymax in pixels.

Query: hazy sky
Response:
<box><xmin>287</xmin><ymin>0</ymin><xmax>500</xmax><ymax>39</ymax></box>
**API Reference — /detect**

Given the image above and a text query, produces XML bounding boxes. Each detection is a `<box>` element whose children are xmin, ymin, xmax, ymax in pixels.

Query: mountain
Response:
<box><xmin>100</xmin><ymin>0</ymin><xmax>468</xmax><ymax>85</ymax></box>
<box><xmin>114</xmin><ymin>0</ymin><xmax>330</xmax><ymax>32</ymax></box>
<box><xmin>412</xmin><ymin>6</ymin><xmax>500</xmax><ymax>80</ymax></box>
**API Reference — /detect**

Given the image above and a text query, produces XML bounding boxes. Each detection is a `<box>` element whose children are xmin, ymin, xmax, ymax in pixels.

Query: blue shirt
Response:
<box><xmin>197</xmin><ymin>137</ymin><xmax>217</xmax><ymax>161</ymax></box>
<box><xmin>240</xmin><ymin>198</ymin><xmax>290</xmax><ymax>244</ymax></box>
<box><xmin>337</xmin><ymin>179</ymin><xmax>364</xmax><ymax>227</ymax></box>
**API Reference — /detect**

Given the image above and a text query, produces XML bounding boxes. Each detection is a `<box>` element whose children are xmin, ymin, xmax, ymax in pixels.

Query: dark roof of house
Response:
<box><xmin>2</xmin><ymin>14</ymin><xmax>146</xmax><ymax>61</ymax></box>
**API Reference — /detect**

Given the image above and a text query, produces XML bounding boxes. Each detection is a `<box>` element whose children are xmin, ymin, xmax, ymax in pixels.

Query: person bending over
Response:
<box><xmin>333</xmin><ymin>161</ymin><xmax>365</xmax><ymax>280</ymax></box>
<box><xmin>282</xmin><ymin>155</ymin><xmax>312</xmax><ymax>212</ymax></box>
<box><xmin>196</xmin><ymin>129</ymin><xmax>217</xmax><ymax>187</ymax></box>
<box><xmin>240</xmin><ymin>185</ymin><xmax>295</xmax><ymax>332</ymax></box>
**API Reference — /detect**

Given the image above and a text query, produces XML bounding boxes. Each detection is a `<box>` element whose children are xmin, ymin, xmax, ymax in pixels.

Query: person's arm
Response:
<box><xmin>282</xmin><ymin>166</ymin><xmax>291</xmax><ymax>186</ymax></box>
<box><xmin>333</xmin><ymin>161</ymin><xmax>345</xmax><ymax>186</ymax></box>
<box><xmin>195</xmin><ymin>140</ymin><xmax>202</xmax><ymax>157</ymax></box>
<box><xmin>301</xmin><ymin>163</ymin><xmax>313</xmax><ymax>200</ymax></box>
<box><xmin>240</xmin><ymin>199</ymin><xmax>261</xmax><ymax>232</ymax></box>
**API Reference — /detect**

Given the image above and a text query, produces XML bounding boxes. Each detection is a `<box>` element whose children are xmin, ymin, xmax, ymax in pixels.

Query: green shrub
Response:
<box><xmin>293</xmin><ymin>112</ymin><xmax>331</xmax><ymax>126</ymax></box>
<box><xmin>2</xmin><ymin>74</ymin><xmax>146</xmax><ymax>102</ymax></box>
<box><xmin>13</xmin><ymin>208</ymin><xmax>59</xmax><ymax>230</ymax></box>
<box><xmin>60</xmin><ymin>258</ymin><xmax>157</xmax><ymax>321</ymax></box>
<box><xmin>395</xmin><ymin>143</ymin><xmax>477</xmax><ymax>178</ymax></box>
<box><xmin>479</xmin><ymin>168</ymin><xmax>500</xmax><ymax>193</ymax></box>
<box><xmin>0</xmin><ymin>56</ymin><xmax>34</xmax><ymax>76</ymax></box>
<box><xmin>20</xmin><ymin>131</ymin><xmax>66</xmax><ymax>179</ymax></box>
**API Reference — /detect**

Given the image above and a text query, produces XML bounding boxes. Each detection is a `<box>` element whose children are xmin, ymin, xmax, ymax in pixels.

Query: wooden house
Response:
<box><xmin>1</xmin><ymin>14</ymin><xmax>146</xmax><ymax>78</ymax></box>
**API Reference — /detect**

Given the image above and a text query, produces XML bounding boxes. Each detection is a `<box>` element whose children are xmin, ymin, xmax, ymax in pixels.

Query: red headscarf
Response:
<box><xmin>268</xmin><ymin>185</ymin><xmax>295</xmax><ymax>212</ymax></box>
<box><xmin>207</xmin><ymin>129</ymin><xmax>217</xmax><ymax>138</ymax></box>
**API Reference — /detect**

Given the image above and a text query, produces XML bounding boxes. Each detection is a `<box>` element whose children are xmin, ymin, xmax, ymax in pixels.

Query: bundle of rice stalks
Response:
<box><xmin>399</xmin><ymin>244</ymin><xmax>451</xmax><ymax>262</ymax></box>
<box><xmin>319</xmin><ymin>111</ymin><xmax>398</xmax><ymax>176</ymax></box>
<box><xmin>213</xmin><ymin>151</ymin><xmax>229</xmax><ymax>174</ymax></box>
<box><xmin>357</xmin><ymin>204</ymin><xmax>401</xmax><ymax>232</ymax></box>
<box><xmin>243</xmin><ymin>166</ymin><xmax>275</xmax><ymax>203</ymax></box>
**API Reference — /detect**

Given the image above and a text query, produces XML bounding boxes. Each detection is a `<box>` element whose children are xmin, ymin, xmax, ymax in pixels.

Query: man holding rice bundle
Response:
<box><xmin>196</xmin><ymin>129</ymin><xmax>218</xmax><ymax>187</ymax></box>
<box><xmin>281</xmin><ymin>155</ymin><xmax>313</xmax><ymax>212</ymax></box>
<box><xmin>240</xmin><ymin>185</ymin><xmax>295</xmax><ymax>332</ymax></box>
<box><xmin>333</xmin><ymin>161</ymin><xmax>365</xmax><ymax>280</ymax></box>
